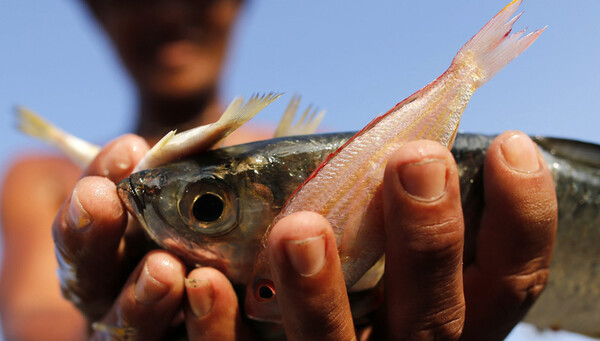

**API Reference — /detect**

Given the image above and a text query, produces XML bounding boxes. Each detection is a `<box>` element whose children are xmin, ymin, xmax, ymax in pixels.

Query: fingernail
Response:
<box><xmin>400</xmin><ymin>159</ymin><xmax>447</xmax><ymax>201</ymax></box>
<box><xmin>134</xmin><ymin>261</ymin><xmax>170</xmax><ymax>304</ymax></box>
<box><xmin>501</xmin><ymin>134</ymin><xmax>540</xmax><ymax>173</ymax></box>
<box><xmin>101</xmin><ymin>143</ymin><xmax>132</xmax><ymax>178</ymax></box>
<box><xmin>285</xmin><ymin>234</ymin><xmax>326</xmax><ymax>277</ymax></box>
<box><xmin>68</xmin><ymin>188</ymin><xmax>92</xmax><ymax>229</ymax></box>
<box><xmin>185</xmin><ymin>278</ymin><xmax>214</xmax><ymax>318</ymax></box>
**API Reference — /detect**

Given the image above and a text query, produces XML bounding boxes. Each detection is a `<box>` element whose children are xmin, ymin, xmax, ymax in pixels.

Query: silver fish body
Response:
<box><xmin>118</xmin><ymin>132</ymin><xmax>600</xmax><ymax>336</ymax></box>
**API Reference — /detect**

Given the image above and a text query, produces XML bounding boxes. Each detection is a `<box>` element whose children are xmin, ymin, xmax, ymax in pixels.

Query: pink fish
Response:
<box><xmin>245</xmin><ymin>0</ymin><xmax>545</xmax><ymax>322</ymax></box>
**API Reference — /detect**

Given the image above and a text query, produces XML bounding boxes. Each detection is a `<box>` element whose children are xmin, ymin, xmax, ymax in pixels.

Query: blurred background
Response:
<box><xmin>1</xmin><ymin>1</ymin><xmax>598</xmax><ymax>340</ymax></box>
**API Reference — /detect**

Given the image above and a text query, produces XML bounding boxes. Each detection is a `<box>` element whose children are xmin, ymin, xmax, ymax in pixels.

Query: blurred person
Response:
<box><xmin>0</xmin><ymin>0</ymin><xmax>557</xmax><ymax>340</ymax></box>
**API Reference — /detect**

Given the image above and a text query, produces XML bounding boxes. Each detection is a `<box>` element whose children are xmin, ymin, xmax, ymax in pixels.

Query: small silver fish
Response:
<box><xmin>16</xmin><ymin>93</ymin><xmax>283</xmax><ymax>171</ymax></box>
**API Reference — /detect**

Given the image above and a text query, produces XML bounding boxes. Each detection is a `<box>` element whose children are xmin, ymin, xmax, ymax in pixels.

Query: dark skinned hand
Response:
<box><xmin>52</xmin><ymin>131</ymin><xmax>557</xmax><ymax>340</ymax></box>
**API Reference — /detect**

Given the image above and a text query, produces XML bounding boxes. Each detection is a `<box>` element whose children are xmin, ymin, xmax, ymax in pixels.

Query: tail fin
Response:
<box><xmin>454</xmin><ymin>0</ymin><xmax>546</xmax><ymax>87</ymax></box>
<box><xmin>134</xmin><ymin>92</ymin><xmax>281</xmax><ymax>171</ymax></box>
<box><xmin>218</xmin><ymin>92</ymin><xmax>281</xmax><ymax>127</ymax></box>
<box><xmin>16</xmin><ymin>106</ymin><xmax>100</xmax><ymax>167</ymax></box>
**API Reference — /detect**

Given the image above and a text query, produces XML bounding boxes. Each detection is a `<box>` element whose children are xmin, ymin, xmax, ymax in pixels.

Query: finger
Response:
<box><xmin>91</xmin><ymin>251</ymin><xmax>185</xmax><ymax>341</ymax></box>
<box><xmin>185</xmin><ymin>267</ymin><xmax>251</xmax><ymax>341</ymax></box>
<box><xmin>84</xmin><ymin>134</ymin><xmax>149</xmax><ymax>182</ymax></box>
<box><xmin>463</xmin><ymin>131</ymin><xmax>557</xmax><ymax>340</ymax></box>
<box><xmin>52</xmin><ymin>176</ymin><xmax>128</xmax><ymax>320</ymax></box>
<box><xmin>382</xmin><ymin>140</ymin><xmax>465</xmax><ymax>340</ymax></box>
<box><xmin>267</xmin><ymin>212</ymin><xmax>355</xmax><ymax>341</ymax></box>
<box><xmin>53</xmin><ymin>134</ymin><xmax>149</xmax><ymax>319</ymax></box>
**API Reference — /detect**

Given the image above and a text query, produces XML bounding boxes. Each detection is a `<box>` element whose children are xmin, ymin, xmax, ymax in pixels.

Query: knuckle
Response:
<box><xmin>503</xmin><ymin>268</ymin><xmax>550</xmax><ymax>308</ymax></box>
<box><xmin>399</xmin><ymin>304</ymin><xmax>465</xmax><ymax>341</ymax></box>
<box><xmin>404</xmin><ymin>217</ymin><xmax>464</xmax><ymax>258</ymax></box>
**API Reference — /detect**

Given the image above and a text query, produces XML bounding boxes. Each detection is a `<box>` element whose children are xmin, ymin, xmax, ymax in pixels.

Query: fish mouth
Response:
<box><xmin>117</xmin><ymin>177</ymin><xmax>145</xmax><ymax>217</ymax></box>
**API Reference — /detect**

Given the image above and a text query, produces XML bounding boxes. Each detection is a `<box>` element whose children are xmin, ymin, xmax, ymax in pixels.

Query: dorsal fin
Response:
<box><xmin>274</xmin><ymin>95</ymin><xmax>325</xmax><ymax>138</ymax></box>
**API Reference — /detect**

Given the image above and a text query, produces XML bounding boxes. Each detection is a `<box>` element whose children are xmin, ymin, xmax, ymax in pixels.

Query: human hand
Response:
<box><xmin>52</xmin><ymin>134</ymin><xmax>151</xmax><ymax>322</ymax></box>
<box><xmin>51</xmin><ymin>134</ymin><xmax>254</xmax><ymax>340</ymax></box>
<box><xmin>260</xmin><ymin>131</ymin><xmax>557</xmax><ymax>340</ymax></box>
<box><xmin>53</xmin><ymin>131</ymin><xmax>557</xmax><ymax>340</ymax></box>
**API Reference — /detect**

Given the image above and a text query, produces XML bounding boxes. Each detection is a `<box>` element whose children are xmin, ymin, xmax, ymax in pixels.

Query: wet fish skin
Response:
<box><xmin>118</xmin><ymin>132</ymin><xmax>600</xmax><ymax>336</ymax></box>
<box><xmin>522</xmin><ymin>137</ymin><xmax>600</xmax><ymax>335</ymax></box>
<box><xmin>450</xmin><ymin>133</ymin><xmax>600</xmax><ymax>337</ymax></box>
<box><xmin>119</xmin><ymin>133</ymin><xmax>352</xmax><ymax>284</ymax></box>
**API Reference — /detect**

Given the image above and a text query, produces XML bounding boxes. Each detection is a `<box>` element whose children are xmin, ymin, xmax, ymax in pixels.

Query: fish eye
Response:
<box><xmin>254</xmin><ymin>279</ymin><xmax>276</xmax><ymax>302</ymax></box>
<box><xmin>178</xmin><ymin>180</ymin><xmax>238</xmax><ymax>236</ymax></box>
<box><xmin>192</xmin><ymin>193</ymin><xmax>224</xmax><ymax>222</ymax></box>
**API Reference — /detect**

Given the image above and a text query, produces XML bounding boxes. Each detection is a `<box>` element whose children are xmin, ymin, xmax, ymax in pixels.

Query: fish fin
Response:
<box><xmin>274</xmin><ymin>95</ymin><xmax>301</xmax><ymax>137</ymax></box>
<box><xmin>454</xmin><ymin>0</ymin><xmax>546</xmax><ymax>87</ymax></box>
<box><xmin>15</xmin><ymin>106</ymin><xmax>101</xmax><ymax>168</ymax></box>
<box><xmin>140</xmin><ymin>129</ymin><xmax>177</xmax><ymax>165</ymax></box>
<box><xmin>274</xmin><ymin>95</ymin><xmax>325</xmax><ymax>137</ymax></box>
<box><xmin>16</xmin><ymin>106</ymin><xmax>58</xmax><ymax>140</ymax></box>
<box><xmin>217</xmin><ymin>96</ymin><xmax>249</xmax><ymax>127</ymax></box>
<box><xmin>305</xmin><ymin>109</ymin><xmax>325</xmax><ymax>135</ymax></box>
<box><xmin>283</xmin><ymin>1</ymin><xmax>546</xmax><ymax>208</ymax></box>
<box><xmin>219</xmin><ymin>92</ymin><xmax>282</xmax><ymax>129</ymax></box>
<box><xmin>348</xmin><ymin>256</ymin><xmax>385</xmax><ymax>293</ymax></box>
<box><xmin>134</xmin><ymin>93</ymin><xmax>281</xmax><ymax>171</ymax></box>
<box><xmin>189</xmin><ymin>92</ymin><xmax>281</xmax><ymax>144</ymax></box>
<box><xmin>534</xmin><ymin>136</ymin><xmax>600</xmax><ymax>169</ymax></box>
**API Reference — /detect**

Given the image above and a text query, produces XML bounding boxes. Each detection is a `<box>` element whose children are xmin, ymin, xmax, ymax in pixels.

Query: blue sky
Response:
<box><xmin>1</xmin><ymin>1</ymin><xmax>599</xmax><ymax>340</ymax></box>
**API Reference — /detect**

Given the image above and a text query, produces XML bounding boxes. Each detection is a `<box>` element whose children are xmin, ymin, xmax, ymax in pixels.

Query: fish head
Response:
<box><xmin>117</xmin><ymin>153</ymin><xmax>279</xmax><ymax>283</ymax></box>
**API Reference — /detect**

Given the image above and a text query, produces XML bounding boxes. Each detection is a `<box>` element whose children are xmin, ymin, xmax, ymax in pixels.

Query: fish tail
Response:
<box><xmin>134</xmin><ymin>93</ymin><xmax>282</xmax><ymax>171</ymax></box>
<box><xmin>219</xmin><ymin>92</ymin><xmax>282</xmax><ymax>129</ymax></box>
<box><xmin>16</xmin><ymin>106</ymin><xmax>62</xmax><ymax>144</ymax></box>
<box><xmin>15</xmin><ymin>106</ymin><xmax>100</xmax><ymax>167</ymax></box>
<box><xmin>453</xmin><ymin>0</ymin><xmax>546</xmax><ymax>87</ymax></box>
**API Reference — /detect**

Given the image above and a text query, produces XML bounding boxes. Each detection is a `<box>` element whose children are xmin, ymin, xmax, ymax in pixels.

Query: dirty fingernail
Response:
<box><xmin>68</xmin><ymin>188</ymin><xmax>92</xmax><ymax>229</ymax></box>
<box><xmin>186</xmin><ymin>278</ymin><xmax>214</xmax><ymax>318</ymax></box>
<box><xmin>400</xmin><ymin>159</ymin><xmax>447</xmax><ymax>201</ymax></box>
<box><xmin>285</xmin><ymin>234</ymin><xmax>326</xmax><ymax>277</ymax></box>
<box><xmin>134</xmin><ymin>261</ymin><xmax>170</xmax><ymax>304</ymax></box>
<box><xmin>501</xmin><ymin>134</ymin><xmax>540</xmax><ymax>173</ymax></box>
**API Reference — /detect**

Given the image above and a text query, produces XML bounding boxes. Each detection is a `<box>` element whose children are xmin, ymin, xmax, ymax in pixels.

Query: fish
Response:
<box><xmin>119</xmin><ymin>0</ymin><xmax>550</xmax><ymax>328</ymax></box>
<box><xmin>133</xmin><ymin>93</ymin><xmax>282</xmax><ymax>172</ymax></box>
<box><xmin>243</xmin><ymin>0</ymin><xmax>545</xmax><ymax>322</ymax></box>
<box><xmin>117</xmin><ymin>132</ymin><xmax>600</xmax><ymax>337</ymax></box>
<box><xmin>17</xmin><ymin>0</ymin><xmax>571</xmax><ymax>335</ymax></box>
<box><xmin>16</xmin><ymin>93</ymin><xmax>283</xmax><ymax>172</ymax></box>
